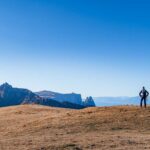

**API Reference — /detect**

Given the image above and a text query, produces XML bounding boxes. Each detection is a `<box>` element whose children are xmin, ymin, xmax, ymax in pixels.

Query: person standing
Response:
<box><xmin>139</xmin><ymin>87</ymin><xmax>149</xmax><ymax>108</ymax></box>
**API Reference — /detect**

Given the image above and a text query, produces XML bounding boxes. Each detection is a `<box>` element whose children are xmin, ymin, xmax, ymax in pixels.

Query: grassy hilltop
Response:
<box><xmin>0</xmin><ymin>105</ymin><xmax>150</xmax><ymax>150</ymax></box>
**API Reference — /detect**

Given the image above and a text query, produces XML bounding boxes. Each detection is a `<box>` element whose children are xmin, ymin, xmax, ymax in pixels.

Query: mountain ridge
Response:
<box><xmin>0</xmin><ymin>83</ymin><xmax>92</xmax><ymax>109</ymax></box>
<box><xmin>35</xmin><ymin>90</ymin><xmax>96</xmax><ymax>107</ymax></box>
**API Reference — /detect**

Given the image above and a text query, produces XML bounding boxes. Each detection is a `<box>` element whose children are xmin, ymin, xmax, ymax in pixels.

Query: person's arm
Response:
<box><xmin>139</xmin><ymin>91</ymin><xmax>142</xmax><ymax>97</ymax></box>
<box><xmin>146</xmin><ymin>91</ymin><xmax>149</xmax><ymax>97</ymax></box>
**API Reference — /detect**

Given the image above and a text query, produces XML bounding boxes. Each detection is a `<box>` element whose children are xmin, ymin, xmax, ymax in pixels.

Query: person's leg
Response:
<box><xmin>144</xmin><ymin>98</ymin><xmax>147</xmax><ymax>108</ymax></box>
<box><xmin>140</xmin><ymin>98</ymin><xmax>143</xmax><ymax>108</ymax></box>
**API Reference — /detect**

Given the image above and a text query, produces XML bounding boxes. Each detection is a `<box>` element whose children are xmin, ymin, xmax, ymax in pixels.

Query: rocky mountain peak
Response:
<box><xmin>83</xmin><ymin>96</ymin><xmax>96</xmax><ymax>107</ymax></box>
<box><xmin>0</xmin><ymin>82</ymin><xmax>13</xmax><ymax>90</ymax></box>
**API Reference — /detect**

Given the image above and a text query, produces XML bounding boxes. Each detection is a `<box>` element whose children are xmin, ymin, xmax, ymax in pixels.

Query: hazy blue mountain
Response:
<box><xmin>35</xmin><ymin>91</ymin><xmax>83</xmax><ymax>105</ymax></box>
<box><xmin>83</xmin><ymin>96</ymin><xmax>96</xmax><ymax>107</ymax></box>
<box><xmin>0</xmin><ymin>83</ymin><xmax>85</xmax><ymax>109</ymax></box>
<box><xmin>36</xmin><ymin>91</ymin><xmax>96</xmax><ymax>107</ymax></box>
<box><xmin>0</xmin><ymin>82</ymin><xmax>42</xmax><ymax>107</ymax></box>
<box><xmin>94</xmin><ymin>96</ymin><xmax>150</xmax><ymax>106</ymax></box>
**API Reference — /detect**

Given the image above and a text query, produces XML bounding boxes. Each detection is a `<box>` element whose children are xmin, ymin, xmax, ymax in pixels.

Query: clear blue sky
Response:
<box><xmin>0</xmin><ymin>0</ymin><xmax>150</xmax><ymax>97</ymax></box>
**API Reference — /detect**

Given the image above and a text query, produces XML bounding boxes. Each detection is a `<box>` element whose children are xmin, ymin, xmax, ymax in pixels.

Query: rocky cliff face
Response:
<box><xmin>0</xmin><ymin>83</ymin><xmax>42</xmax><ymax>107</ymax></box>
<box><xmin>0</xmin><ymin>83</ymin><xmax>85</xmax><ymax>109</ymax></box>
<box><xmin>36</xmin><ymin>91</ymin><xmax>83</xmax><ymax>105</ymax></box>
<box><xmin>36</xmin><ymin>91</ymin><xmax>96</xmax><ymax>107</ymax></box>
<box><xmin>83</xmin><ymin>96</ymin><xmax>96</xmax><ymax>107</ymax></box>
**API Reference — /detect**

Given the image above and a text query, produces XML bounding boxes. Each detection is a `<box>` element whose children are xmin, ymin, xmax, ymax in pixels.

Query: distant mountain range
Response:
<box><xmin>0</xmin><ymin>83</ymin><xmax>95</xmax><ymax>109</ymax></box>
<box><xmin>1</xmin><ymin>82</ymin><xmax>146</xmax><ymax>108</ymax></box>
<box><xmin>35</xmin><ymin>91</ymin><xmax>96</xmax><ymax>107</ymax></box>
<box><xmin>94</xmin><ymin>96</ymin><xmax>150</xmax><ymax>106</ymax></box>
<box><xmin>35</xmin><ymin>91</ymin><xmax>83</xmax><ymax>105</ymax></box>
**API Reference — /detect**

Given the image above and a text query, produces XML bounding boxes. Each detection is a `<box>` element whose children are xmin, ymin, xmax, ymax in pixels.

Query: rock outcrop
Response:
<box><xmin>36</xmin><ymin>91</ymin><xmax>83</xmax><ymax>105</ymax></box>
<box><xmin>83</xmin><ymin>96</ymin><xmax>96</xmax><ymax>107</ymax></box>
<box><xmin>0</xmin><ymin>82</ymin><xmax>42</xmax><ymax>107</ymax></box>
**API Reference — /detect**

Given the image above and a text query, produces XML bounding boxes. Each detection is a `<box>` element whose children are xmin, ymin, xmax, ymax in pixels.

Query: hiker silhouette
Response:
<box><xmin>139</xmin><ymin>87</ymin><xmax>149</xmax><ymax>108</ymax></box>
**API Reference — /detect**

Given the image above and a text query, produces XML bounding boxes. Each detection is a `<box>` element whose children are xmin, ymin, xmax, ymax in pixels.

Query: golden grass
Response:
<box><xmin>0</xmin><ymin>104</ymin><xmax>150</xmax><ymax>150</ymax></box>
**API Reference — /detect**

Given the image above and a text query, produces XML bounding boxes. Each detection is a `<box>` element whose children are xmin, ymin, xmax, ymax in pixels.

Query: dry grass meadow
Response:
<box><xmin>0</xmin><ymin>104</ymin><xmax>150</xmax><ymax>150</ymax></box>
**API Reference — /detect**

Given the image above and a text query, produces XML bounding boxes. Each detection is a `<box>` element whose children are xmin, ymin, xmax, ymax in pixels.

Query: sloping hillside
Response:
<box><xmin>0</xmin><ymin>105</ymin><xmax>150</xmax><ymax>150</ymax></box>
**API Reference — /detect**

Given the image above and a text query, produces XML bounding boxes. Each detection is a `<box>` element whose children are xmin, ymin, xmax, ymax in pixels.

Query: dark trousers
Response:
<box><xmin>140</xmin><ymin>97</ymin><xmax>147</xmax><ymax>108</ymax></box>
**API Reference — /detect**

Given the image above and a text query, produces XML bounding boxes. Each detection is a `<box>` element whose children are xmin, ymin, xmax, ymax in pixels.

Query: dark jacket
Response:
<box><xmin>139</xmin><ymin>90</ymin><xmax>149</xmax><ymax>99</ymax></box>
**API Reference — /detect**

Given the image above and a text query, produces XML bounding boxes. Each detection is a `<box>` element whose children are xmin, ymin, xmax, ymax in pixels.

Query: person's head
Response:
<box><xmin>143</xmin><ymin>86</ymin><xmax>145</xmax><ymax>91</ymax></box>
